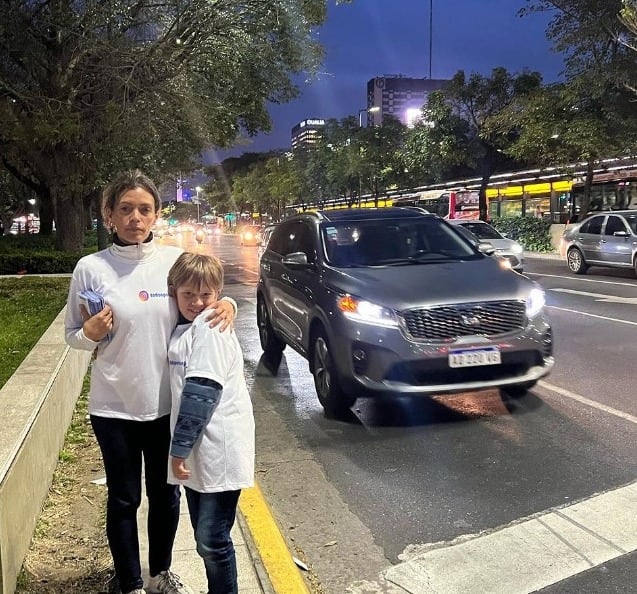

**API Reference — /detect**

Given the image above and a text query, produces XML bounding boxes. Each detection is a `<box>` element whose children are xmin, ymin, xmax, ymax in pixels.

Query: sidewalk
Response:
<box><xmin>138</xmin><ymin>492</ymin><xmax>274</xmax><ymax>594</ymax></box>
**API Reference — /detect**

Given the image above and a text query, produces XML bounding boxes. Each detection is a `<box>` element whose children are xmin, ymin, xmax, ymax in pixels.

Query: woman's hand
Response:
<box><xmin>81</xmin><ymin>304</ymin><xmax>113</xmax><ymax>342</ymax></box>
<box><xmin>205</xmin><ymin>299</ymin><xmax>235</xmax><ymax>332</ymax></box>
<box><xmin>171</xmin><ymin>456</ymin><xmax>190</xmax><ymax>480</ymax></box>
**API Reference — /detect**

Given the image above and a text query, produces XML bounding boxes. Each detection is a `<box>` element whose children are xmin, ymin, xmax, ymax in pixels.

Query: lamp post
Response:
<box><xmin>195</xmin><ymin>186</ymin><xmax>202</xmax><ymax>223</ymax></box>
<box><xmin>358</xmin><ymin>106</ymin><xmax>380</xmax><ymax>128</ymax></box>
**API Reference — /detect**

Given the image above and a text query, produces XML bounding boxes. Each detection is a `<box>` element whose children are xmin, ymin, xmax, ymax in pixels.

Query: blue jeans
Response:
<box><xmin>185</xmin><ymin>487</ymin><xmax>241</xmax><ymax>594</ymax></box>
<box><xmin>91</xmin><ymin>415</ymin><xmax>181</xmax><ymax>593</ymax></box>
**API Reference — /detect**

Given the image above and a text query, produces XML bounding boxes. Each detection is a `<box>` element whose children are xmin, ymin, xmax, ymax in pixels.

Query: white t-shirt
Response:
<box><xmin>65</xmin><ymin>241</ymin><xmax>183</xmax><ymax>420</ymax></box>
<box><xmin>167</xmin><ymin>313</ymin><xmax>255</xmax><ymax>493</ymax></box>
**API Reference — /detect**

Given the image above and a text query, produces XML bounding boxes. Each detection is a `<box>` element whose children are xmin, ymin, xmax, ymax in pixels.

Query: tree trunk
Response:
<box><xmin>54</xmin><ymin>193</ymin><xmax>86</xmax><ymax>252</ymax></box>
<box><xmin>38</xmin><ymin>192</ymin><xmax>55</xmax><ymax>235</ymax></box>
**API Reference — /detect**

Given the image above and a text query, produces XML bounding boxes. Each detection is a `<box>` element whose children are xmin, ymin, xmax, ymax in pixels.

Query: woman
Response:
<box><xmin>64</xmin><ymin>170</ymin><xmax>236</xmax><ymax>594</ymax></box>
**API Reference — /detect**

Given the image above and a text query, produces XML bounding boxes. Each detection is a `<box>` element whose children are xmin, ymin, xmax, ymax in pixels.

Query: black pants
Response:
<box><xmin>91</xmin><ymin>415</ymin><xmax>180</xmax><ymax>593</ymax></box>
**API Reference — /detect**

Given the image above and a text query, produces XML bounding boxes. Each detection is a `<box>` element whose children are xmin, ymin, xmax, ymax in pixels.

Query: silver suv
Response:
<box><xmin>561</xmin><ymin>210</ymin><xmax>637</xmax><ymax>276</ymax></box>
<box><xmin>257</xmin><ymin>208</ymin><xmax>554</xmax><ymax>417</ymax></box>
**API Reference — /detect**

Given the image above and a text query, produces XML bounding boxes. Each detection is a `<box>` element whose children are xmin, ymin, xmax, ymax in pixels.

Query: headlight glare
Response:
<box><xmin>526</xmin><ymin>287</ymin><xmax>545</xmax><ymax>318</ymax></box>
<box><xmin>337</xmin><ymin>295</ymin><xmax>398</xmax><ymax>327</ymax></box>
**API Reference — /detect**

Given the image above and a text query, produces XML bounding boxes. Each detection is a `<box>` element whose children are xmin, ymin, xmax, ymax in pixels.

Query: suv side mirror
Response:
<box><xmin>282</xmin><ymin>252</ymin><xmax>312</xmax><ymax>267</ymax></box>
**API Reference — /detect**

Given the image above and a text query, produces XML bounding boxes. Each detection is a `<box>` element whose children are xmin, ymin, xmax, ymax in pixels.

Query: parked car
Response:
<box><xmin>561</xmin><ymin>210</ymin><xmax>637</xmax><ymax>276</ymax></box>
<box><xmin>448</xmin><ymin>219</ymin><xmax>525</xmax><ymax>272</ymax></box>
<box><xmin>257</xmin><ymin>208</ymin><xmax>553</xmax><ymax>417</ymax></box>
<box><xmin>239</xmin><ymin>224</ymin><xmax>262</xmax><ymax>246</ymax></box>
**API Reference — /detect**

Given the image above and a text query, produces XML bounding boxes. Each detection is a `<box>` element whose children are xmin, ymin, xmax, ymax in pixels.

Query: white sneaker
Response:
<box><xmin>146</xmin><ymin>570</ymin><xmax>194</xmax><ymax>594</ymax></box>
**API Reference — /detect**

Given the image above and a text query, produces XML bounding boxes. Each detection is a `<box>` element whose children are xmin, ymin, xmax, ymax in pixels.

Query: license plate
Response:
<box><xmin>448</xmin><ymin>347</ymin><xmax>501</xmax><ymax>368</ymax></box>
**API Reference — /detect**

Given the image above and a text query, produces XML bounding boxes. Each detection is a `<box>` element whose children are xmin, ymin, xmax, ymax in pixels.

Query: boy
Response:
<box><xmin>167</xmin><ymin>252</ymin><xmax>255</xmax><ymax>594</ymax></box>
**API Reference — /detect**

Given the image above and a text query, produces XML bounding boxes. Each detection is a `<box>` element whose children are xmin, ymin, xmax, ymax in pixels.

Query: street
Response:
<box><xmin>162</xmin><ymin>230</ymin><xmax>637</xmax><ymax>593</ymax></box>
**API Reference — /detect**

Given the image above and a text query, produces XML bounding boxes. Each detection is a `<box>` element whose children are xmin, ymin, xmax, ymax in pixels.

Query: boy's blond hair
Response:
<box><xmin>168</xmin><ymin>252</ymin><xmax>224</xmax><ymax>295</ymax></box>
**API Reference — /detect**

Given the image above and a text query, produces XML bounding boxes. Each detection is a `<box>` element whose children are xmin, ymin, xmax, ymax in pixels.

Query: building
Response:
<box><xmin>291</xmin><ymin>118</ymin><xmax>326</xmax><ymax>150</ymax></box>
<box><xmin>365</xmin><ymin>75</ymin><xmax>449</xmax><ymax>127</ymax></box>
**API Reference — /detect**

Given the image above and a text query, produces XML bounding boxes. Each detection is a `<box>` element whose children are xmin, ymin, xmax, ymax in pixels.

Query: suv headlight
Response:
<box><xmin>526</xmin><ymin>287</ymin><xmax>545</xmax><ymax>318</ymax></box>
<box><xmin>337</xmin><ymin>295</ymin><xmax>398</xmax><ymax>328</ymax></box>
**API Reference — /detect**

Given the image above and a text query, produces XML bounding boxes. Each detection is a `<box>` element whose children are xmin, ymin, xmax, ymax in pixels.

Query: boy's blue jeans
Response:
<box><xmin>184</xmin><ymin>487</ymin><xmax>241</xmax><ymax>594</ymax></box>
<box><xmin>91</xmin><ymin>415</ymin><xmax>180</xmax><ymax>593</ymax></box>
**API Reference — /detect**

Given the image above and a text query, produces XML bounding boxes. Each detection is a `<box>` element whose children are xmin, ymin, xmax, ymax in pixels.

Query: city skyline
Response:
<box><xmin>203</xmin><ymin>0</ymin><xmax>565</xmax><ymax>164</ymax></box>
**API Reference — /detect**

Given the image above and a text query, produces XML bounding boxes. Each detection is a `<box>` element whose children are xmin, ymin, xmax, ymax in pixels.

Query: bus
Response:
<box><xmin>392</xmin><ymin>189</ymin><xmax>480</xmax><ymax>219</ymax></box>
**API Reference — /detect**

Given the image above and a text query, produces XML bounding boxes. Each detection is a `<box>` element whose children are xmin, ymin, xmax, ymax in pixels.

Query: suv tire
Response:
<box><xmin>312</xmin><ymin>328</ymin><xmax>356</xmax><ymax>417</ymax></box>
<box><xmin>257</xmin><ymin>295</ymin><xmax>285</xmax><ymax>357</ymax></box>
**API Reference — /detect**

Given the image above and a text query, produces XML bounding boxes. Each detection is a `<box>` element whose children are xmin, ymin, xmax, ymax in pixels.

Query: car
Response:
<box><xmin>239</xmin><ymin>225</ymin><xmax>262</xmax><ymax>246</ymax></box>
<box><xmin>257</xmin><ymin>223</ymin><xmax>277</xmax><ymax>260</ymax></box>
<box><xmin>448</xmin><ymin>219</ymin><xmax>525</xmax><ymax>272</ymax></box>
<box><xmin>561</xmin><ymin>210</ymin><xmax>637</xmax><ymax>276</ymax></box>
<box><xmin>257</xmin><ymin>207</ymin><xmax>553</xmax><ymax>417</ymax></box>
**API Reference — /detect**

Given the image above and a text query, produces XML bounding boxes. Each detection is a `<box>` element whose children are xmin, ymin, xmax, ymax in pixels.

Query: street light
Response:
<box><xmin>358</xmin><ymin>106</ymin><xmax>380</xmax><ymax>127</ymax></box>
<box><xmin>195</xmin><ymin>186</ymin><xmax>202</xmax><ymax>223</ymax></box>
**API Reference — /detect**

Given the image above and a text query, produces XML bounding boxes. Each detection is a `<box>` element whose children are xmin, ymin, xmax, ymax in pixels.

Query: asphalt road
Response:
<box><xmin>166</xmin><ymin>231</ymin><xmax>637</xmax><ymax>594</ymax></box>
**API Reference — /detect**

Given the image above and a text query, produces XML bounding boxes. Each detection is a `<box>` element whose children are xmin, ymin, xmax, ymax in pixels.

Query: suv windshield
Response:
<box><xmin>321</xmin><ymin>217</ymin><xmax>479</xmax><ymax>267</ymax></box>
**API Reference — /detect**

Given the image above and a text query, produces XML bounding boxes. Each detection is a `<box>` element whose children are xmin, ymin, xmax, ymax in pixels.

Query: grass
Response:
<box><xmin>0</xmin><ymin>276</ymin><xmax>70</xmax><ymax>387</ymax></box>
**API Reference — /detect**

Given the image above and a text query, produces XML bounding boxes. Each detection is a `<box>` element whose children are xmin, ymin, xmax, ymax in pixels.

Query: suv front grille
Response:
<box><xmin>401</xmin><ymin>300</ymin><xmax>526</xmax><ymax>342</ymax></box>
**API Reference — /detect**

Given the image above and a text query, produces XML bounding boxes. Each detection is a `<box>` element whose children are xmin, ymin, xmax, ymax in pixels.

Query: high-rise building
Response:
<box><xmin>291</xmin><ymin>118</ymin><xmax>326</xmax><ymax>150</ymax></box>
<box><xmin>365</xmin><ymin>75</ymin><xmax>449</xmax><ymax>127</ymax></box>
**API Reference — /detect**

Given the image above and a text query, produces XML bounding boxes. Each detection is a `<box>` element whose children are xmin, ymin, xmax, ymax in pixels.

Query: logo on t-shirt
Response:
<box><xmin>138</xmin><ymin>290</ymin><xmax>169</xmax><ymax>302</ymax></box>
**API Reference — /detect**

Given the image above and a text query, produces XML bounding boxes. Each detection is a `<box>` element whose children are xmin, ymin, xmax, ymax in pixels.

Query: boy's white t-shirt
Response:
<box><xmin>167</xmin><ymin>312</ymin><xmax>255</xmax><ymax>493</ymax></box>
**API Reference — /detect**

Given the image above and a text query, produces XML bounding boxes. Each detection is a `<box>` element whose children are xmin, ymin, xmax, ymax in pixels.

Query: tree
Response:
<box><xmin>620</xmin><ymin>0</ymin><xmax>637</xmax><ymax>94</ymax></box>
<box><xmin>402</xmin><ymin>91</ymin><xmax>473</xmax><ymax>186</ymax></box>
<box><xmin>403</xmin><ymin>68</ymin><xmax>542</xmax><ymax>219</ymax></box>
<box><xmin>0</xmin><ymin>0</ymin><xmax>332</xmax><ymax>251</ymax></box>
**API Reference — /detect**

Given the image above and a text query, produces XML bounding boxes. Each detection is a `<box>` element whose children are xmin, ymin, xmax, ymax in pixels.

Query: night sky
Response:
<box><xmin>204</xmin><ymin>0</ymin><xmax>565</xmax><ymax>163</ymax></box>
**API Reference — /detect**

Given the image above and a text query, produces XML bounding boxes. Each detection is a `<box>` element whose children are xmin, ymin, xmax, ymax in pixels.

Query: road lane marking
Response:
<box><xmin>384</xmin><ymin>481</ymin><xmax>637</xmax><ymax>594</ymax></box>
<box><xmin>550</xmin><ymin>288</ymin><xmax>637</xmax><ymax>304</ymax></box>
<box><xmin>527</xmin><ymin>272</ymin><xmax>637</xmax><ymax>287</ymax></box>
<box><xmin>547</xmin><ymin>305</ymin><xmax>637</xmax><ymax>326</ymax></box>
<box><xmin>538</xmin><ymin>380</ymin><xmax>637</xmax><ymax>425</ymax></box>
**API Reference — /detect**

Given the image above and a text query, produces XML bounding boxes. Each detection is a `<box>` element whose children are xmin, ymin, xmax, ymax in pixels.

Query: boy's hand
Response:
<box><xmin>81</xmin><ymin>304</ymin><xmax>113</xmax><ymax>342</ymax></box>
<box><xmin>171</xmin><ymin>456</ymin><xmax>191</xmax><ymax>480</ymax></box>
<box><xmin>205</xmin><ymin>299</ymin><xmax>235</xmax><ymax>332</ymax></box>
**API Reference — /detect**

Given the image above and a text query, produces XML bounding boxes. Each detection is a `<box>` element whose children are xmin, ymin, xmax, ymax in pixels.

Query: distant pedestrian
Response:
<box><xmin>64</xmin><ymin>169</ymin><xmax>237</xmax><ymax>594</ymax></box>
<box><xmin>167</xmin><ymin>252</ymin><xmax>255</xmax><ymax>594</ymax></box>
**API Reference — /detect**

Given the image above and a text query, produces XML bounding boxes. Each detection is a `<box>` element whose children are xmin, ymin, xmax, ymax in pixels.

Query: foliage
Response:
<box><xmin>491</xmin><ymin>216</ymin><xmax>554</xmax><ymax>252</ymax></box>
<box><xmin>0</xmin><ymin>277</ymin><xmax>70</xmax><ymax>387</ymax></box>
<box><xmin>0</xmin><ymin>0</ymin><xmax>332</xmax><ymax>251</ymax></box>
<box><xmin>404</xmin><ymin>68</ymin><xmax>543</xmax><ymax>220</ymax></box>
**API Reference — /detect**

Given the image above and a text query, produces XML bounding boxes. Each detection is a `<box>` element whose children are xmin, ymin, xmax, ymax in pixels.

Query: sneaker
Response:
<box><xmin>146</xmin><ymin>570</ymin><xmax>194</xmax><ymax>594</ymax></box>
<box><xmin>124</xmin><ymin>590</ymin><xmax>145</xmax><ymax>594</ymax></box>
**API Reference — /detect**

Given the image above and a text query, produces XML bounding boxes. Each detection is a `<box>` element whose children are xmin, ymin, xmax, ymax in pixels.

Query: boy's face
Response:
<box><xmin>174</xmin><ymin>283</ymin><xmax>219</xmax><ymax>322</ymax></box>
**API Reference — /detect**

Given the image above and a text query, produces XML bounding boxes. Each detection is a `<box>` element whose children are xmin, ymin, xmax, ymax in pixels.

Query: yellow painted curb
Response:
<box><xmin>239</xmin><ymin>483</ymin><xmax>310</xmax><ymax>594</ymax></box>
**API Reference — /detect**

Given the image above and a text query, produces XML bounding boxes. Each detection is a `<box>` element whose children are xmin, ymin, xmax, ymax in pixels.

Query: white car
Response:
<box><xmin>448</xmin><ymin>219</ymin><xmax>525</xmax><ymax>272</ymax></box>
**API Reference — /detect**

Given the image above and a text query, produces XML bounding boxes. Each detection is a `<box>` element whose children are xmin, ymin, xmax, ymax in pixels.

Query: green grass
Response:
<box><xmin>0</xmin><ymin>276</ymin><xmax>71</xmax><ymax>387</ymax></box>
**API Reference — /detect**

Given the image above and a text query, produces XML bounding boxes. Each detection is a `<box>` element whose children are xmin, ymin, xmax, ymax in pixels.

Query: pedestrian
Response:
<box><xmin>64</xmin><ymin>169</ymin><xmax>237</xmax><ymax>594</ymax></box>
<box><xmin>167</xmin><ymin>252</ymin><xmax>255</xmax><ymax>594</ymax></box>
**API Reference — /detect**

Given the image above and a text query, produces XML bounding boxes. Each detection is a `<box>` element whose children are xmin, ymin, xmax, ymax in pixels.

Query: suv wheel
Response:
<box><xmin>257</xmin><ymin>296</ymin><xmax>285</xmax><ymax>357</ymax></box>
<box><xmin>312</xmin><ymin>329</ymin><xmax>356</xmax><ymax>417</ymax></box>
<box><xmin>567</xmin><ymin>248</ymin><xmax>588</xmax><ymax>274</ymax></box>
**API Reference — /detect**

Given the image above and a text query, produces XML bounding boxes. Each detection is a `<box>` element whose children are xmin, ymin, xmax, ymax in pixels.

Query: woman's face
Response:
<box><xmin>109</xmin><ymin>187</ymin><xmax>158</xmax><ymax>244</ymax></box>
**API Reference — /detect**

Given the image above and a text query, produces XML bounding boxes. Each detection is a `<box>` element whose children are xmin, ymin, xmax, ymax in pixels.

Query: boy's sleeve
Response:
<box><xmin>170</xmin><ymin>377</ymin><xmax>223</xmax><ymax>459</ymax></box>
